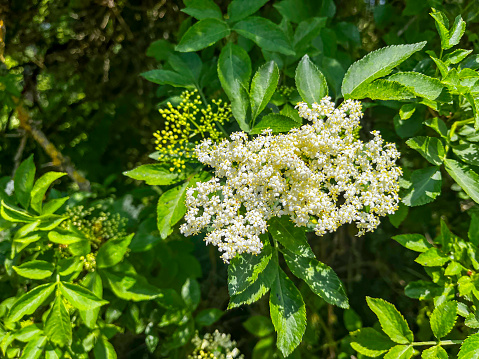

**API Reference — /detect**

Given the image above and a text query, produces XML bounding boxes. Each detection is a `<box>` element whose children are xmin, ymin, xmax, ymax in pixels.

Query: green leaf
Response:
<box><xmin>384</xmin><ymin>345</ymin><xmax>414</xmax><ymax>359</ymax></box>
<box><xmin>42</xmin><ymin>197</ymin><xmax>69</xmax><ymax>215</ymax></box>
<box><xmin>268</xmin><ymin>216</ymin><xmax>314</xmax><ymax>258</ymax></box>
<box><xmin>79</xmin><ymin>272</ymin><xmax>103</xmax><ymax>328</ymax></box>
<box><xmin>269</xmin><ymin>268</ymin><xmax>306</xmax><ymax>357</ymax></box>
<box><xmin>216</xmin><ymin>43</ymin><xmax>252</xmax><ymax>132</ymax></box>
<box><xmin>30</xmin><ymin>172</ymin><xmax>66</xmax><ymax>214</ymax></box>
<box><xmin>13</xmin><ymin>260</ymin><xmax>54</xmax><ymax>280</ymax></box>
<box><xmin>366</xmin><ymin>297</ymin><xmax>413</xmax><ymax>344</ymax></box>
<box><xmin>250</xmin><ymin>114</ymin><xmax>300</xmax><ymax>134</ymax></box>
<box><xmin>195</xmin><ymin>308</ymin><xmax>223</xmax><ymax>327</ymax></box>
<box><xmin>97</xmin><ymin>233</ymin><xmax>133</xmax><ymax>268</ymax></box>
<box><xmin>348</xmin><ymin>79</ymin><xmax>415</xmax><ymax>100</ymax></box>
<box><xmin>469</xmin><ymin>212</ymin><xmax>479</xmax><ymax>246</ymax></box>
<box><xmin>406</xmin><ymin>136</ymin><xmax>445</xmax><ymax>165</ymax></box>
<box><xmin>44</xmin><ymin>296</ymin><xmax>72</xmax><ymax>347</ymax></box>
<box><xmin>388</xmin><ymin>72</ymin><xmax>444</xmax><ymax>101</ymax></box>
<box><xmin>415</xmin><ymin>247</ymin><xmax>449</xmax><ymax>267</ymax></box>
<box><xmin>284</xmin><ymin>249</ymin><xmax>349</xmax><ymax>308</ymax></box>
<box><xmin>399</xmin><ymin>104</ymin><xmax>416</xmax><ymax>120</ymax></box>
<box><xmin>295</xmin><ymin>55</ymin><xmax>328</xmax><ymax>106</ymax></box>
<box><xmin>14</xmin><ymin>324</ymin><xmax>42</xmax><ymax>342</ymax></box>
<box><xmin>181</xmin><ymin>278</ymin><xmax>200</xmax><ymax>311</ymax></box>
<box><xmin>176</xmin><ymin>18</ymin><xmax>230</xmax><ymax>52</ymax></box>
<box><xmin>182</xmin><ymin>0</ymin><xmax>222</xmax><ymax>20</ymax></box>
<box><xmin>250</xmin><ymin>61</ymin><xmax>279</xmax><ymax>121</ymax></box>
<box><xmin>445</xmin><ymin>159</ymin><xmax>479</xmax><ymax>204</ymax></box>
<box><xmin>458</xmin><ymin>332</ymin><xmax>479</xmax><ymax>359</ymax></box>
<box><xmin>59</xmin><ymin>282</ymin><xmax>108</xmax><ymax>310</ymax></box>
<box><xmin>425</xmin><ymin>117</ymin><xmax>448</xmax><ymax>138</ymax></box>
<box><xmin>217</xmin><ymin>42</ymin><xmax>252</xmax><ymax>100</ymax></box>
<box><xmin>228</xmin><ymin>255</ymin><xmax>278</xmax><ymax>309</ymax></box>
<box><xmin>228</xmin><ymin>238</ymin><xmax>272</xmax><ymax>296</ymax></box>
<box><xmin>444</xmin><ymin>49</ymin><xmax>473</xmax><ymax>65</ymax></box>
<box><xmin>402</xmin><ymin>166</ymin><xmax>442</xmax><ymax>207</ymax></box>
<box><xmin>452</xmin><ymin>142</ymin><xmax>479</xmax><ymax>166</ymax></box>
<box><xmin>48</xmin><ymin>229</ymin><xmax>85</xmax><ymax>244</ymax></box>
<box><xmin>157</xmin><ymin>183</ymin><xmax>188</xmax><ymax>239</ymax></box>
<box><xmin>93</xmin><ymin>337</ymin><xmax>117</xmax><ymax>359</ymax></box>
<box><xmin>243</xmin><ymin>315</ymin><xmax>274</xmax><ymax>337</ymax></box>
<box><xmin>227</xmin><ymin>0</ymin><xmax>268</xmax><ymax>23</ymax></box>
<box><xmin>140</xmin><ymin>70</ymin><xmax>194</xmax><ymax>88</ymax></box>
<box><xmin>350</xmin><ymin>328</ymin><xmax>395</xmax><ymax>357</ymax></box>
<box><xmin>293</xmin><ymin>18</ymin><xmax>327</xmax><ymax>52</ymax></box>
<box><xmin>101</xmin><ymin>261</ymin><xmax>162</xmax><ymax>301</ymax></box>
<box><xmin>430</xmin><ymin>300</ymin><xmax>457</xmax><ymax>339</ymax></box>
<box><xmin>14</xmin><ymin>155</ymin><xmax>36</xmax><ymax>209</ymax></box>
<box><xmin>430</xmin><ymin>9</ymin><xmax>450</xmax><ymax>50</ymax></box>
<box><xmin>7</xmin><ymin>283</ymin><xmax>56</xmax><ymax>323</ymax></box>
<box><xmin>448</xmin><ymin>15</ymin><xmax>466</xmax><ymax>49</ymax></box>
<box><xmin>1</xmin><ymin>200</ymin><xmax>36</xmax><ymax>223</ymax></box>
<box><xmin>445</xmin><ymin>261</ymin><xmax>465</xmax><ymax>276</ymax></box>
<box><xmin>422</xmin><ymin>346</ymin><xmax>448</xmax><ymax>359</ymax></box>
<box><xmin>341</xmin><ymin>41</ymin><xmax>426</xmax><ymax>98</ymax></box>
<box><xmin>404</xmin><ymin>280</ymin><xmax>441</xmax><ymax>300</ymax></box>
<box><xmin>233</xmin><ymin>17</ymin><xmax>295</xmax><ymax>56</ymax></box>
<box><xmin>123</xmin><ymin>164</ymin><xmax>183</xmax><ymax>186</ymax></box>
<box><xmin>392</xmin><ymin>234</ymin><xmax>432</xmax><ymax>252</ymax></box>
<box><xmin>19</xmin><ymin>335</ymin><xmax>47</xmax><ymax>359</ymax></box>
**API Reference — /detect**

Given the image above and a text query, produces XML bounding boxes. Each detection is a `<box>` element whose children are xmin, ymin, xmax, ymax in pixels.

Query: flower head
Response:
<box><xmin>181</xmin><ymin>97</ymin><xmax>401</xmax><ymax>262</ymax></box>
<box><xmin>188</xmin><ymin>330</ymin><xmax>243</xmax><ymax>359</ymax></box>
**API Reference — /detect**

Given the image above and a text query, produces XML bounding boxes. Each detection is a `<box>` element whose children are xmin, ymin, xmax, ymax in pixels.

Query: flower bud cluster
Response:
<box><xmin>180</xmin><ymin>97</ymin><xmax>401</xmax><ymax>262</ymax></box>
<box><xmin>153</xmin><ymin>90</ymin><xmax>231</xmax><ymax>172</ymax></box>
<box><xmin>188</xmin><ymin>330</ymin><xmax>243</xmax><ymax>359</ymax></box>
<box><xmin>62</xmin><ymin>204</ymin><xmax>127</xmax><ymax>249</ymax></box>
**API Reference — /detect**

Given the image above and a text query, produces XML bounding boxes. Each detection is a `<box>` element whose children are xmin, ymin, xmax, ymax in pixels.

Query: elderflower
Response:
<box><xmin>153</xmin><ymin>90</ymin><xmax>231</xmax><ymax>172</ymax></box>
<box><xmin>180</xmin><ymin>97</ymin><xmax>402</xmax><ymax>262</ymax></box>
<box><xmin>188</xmin><ymin>330</ymin><xmax>243</xmax><ymax>359</ymax></box>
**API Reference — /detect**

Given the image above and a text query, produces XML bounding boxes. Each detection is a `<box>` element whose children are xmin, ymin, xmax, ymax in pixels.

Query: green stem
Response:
<box><xmin>445</xmin><ymin>117</ymin><xmax>475</xmax><ymax>154</ymax></box>
<box><xmin>412</xmin><ymin>340</ymin><xmax>463</xmax><ymax>346</ymax></box>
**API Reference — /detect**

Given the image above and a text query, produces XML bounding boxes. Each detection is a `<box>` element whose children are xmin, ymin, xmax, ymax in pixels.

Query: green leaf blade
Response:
<box><xmin>250</xmin><ymin>61</ymin><xmax>280</xmax><ymax>121</ymax></box>
<box><xmin>13</xmin><ymin>260</ymin><xmax>55</xmax><ymax>280</ymax></box>
<box><xmin>430</xmin><ymin>300</ymin><xmax>457</xmax><ymax>339</ymax></box>
<box><xmin>269</xmin><ymin>268</ymin><xmax>306</xmax><ymax>357</ymax></box>
<box><xmin>284</xmin><ymin>249</ymin><xmax>349</xmax><ymax>308</ymax></box>
<box><xmin>30</xmin><ymin>172</ymin><xmax>66</xmax><ymax>214</ymax></box>
<box><xmin>44</xmin><ymin>296</ymin><xmax>72</xmax><ymax>347</ymax></box>
<box><xmin>366</xmin><ymin>297</ymin><xmax>413</xmax><ymax>344</ymax></box>
<box><xmin>7</xmin><ymin>283</ymin><xmax>56</xmax><ymax>323</ymax></box>
<box><xmin>60</xmin><ymin>282</ymin><xmax>108</xmax><ymax>311</ymax></box>
<box><xmin>445</xmin><ymin>159</ymin><xmax>479</xmax><ymax>204</ymax></box>
<box><xmin>341</xmin><ymin>42</ymin><xmax>426</xmax><ymax>97</ymax></box>
<box><xmin>176</xmin><ymin>18</ymin><xmax>230</xmax><ymax>52</ymax></box>
<box><xmin>295</xmin><ymin>55</ymin><xmax>328</xmax><ymax>106</ymax></box>
<box><xmin>14</xmin><ymin>155</ymin><xmax>36</xmax><ymax>209</ymax></box>
<box><xmin>233</xmin><ymin>17</ymin><xmax>295</xmax><ymax>56</ymax></box>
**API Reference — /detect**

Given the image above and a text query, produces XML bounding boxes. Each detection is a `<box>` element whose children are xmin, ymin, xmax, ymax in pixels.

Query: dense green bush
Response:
<box><xmin>2</xmin><ymin>0</ymin><xmax>479</xmax><ymax>358</ymax></box>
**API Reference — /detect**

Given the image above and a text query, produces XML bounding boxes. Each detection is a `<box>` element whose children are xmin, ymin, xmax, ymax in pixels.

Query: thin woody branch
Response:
<box><xmin>15</xmin><ymin>99</ymin><xmax>91</xmax><ymax>192</ymax></box>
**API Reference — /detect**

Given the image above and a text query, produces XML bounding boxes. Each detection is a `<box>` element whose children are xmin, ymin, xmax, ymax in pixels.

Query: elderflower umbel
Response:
<box><xmin>180</xmin><ymin>97</ymin><xmax>402</xmax><ymax>262</ymax></box>
<box><xmin>153</xmin><ymin>90</ymin><xmax>231</xmax><ymax>172</ymax></box>
<box><xmin>188</xmin><ymin>330</ymin><xmax>243</xmax><ymax>359</ymax></box>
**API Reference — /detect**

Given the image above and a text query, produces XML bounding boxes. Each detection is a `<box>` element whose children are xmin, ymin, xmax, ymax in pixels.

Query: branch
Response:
<box><xmin>15</xmin><ymin>99</ymin><xmax>91</xmax><ymax>192</ymax></box>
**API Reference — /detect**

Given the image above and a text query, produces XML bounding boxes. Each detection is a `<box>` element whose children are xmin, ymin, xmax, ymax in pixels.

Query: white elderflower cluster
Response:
<box><xmin>180</xmin><ymin>97</ymin><xmax>402</xmax><ymax>262</ymax></box>
<box><xmin>188</xmin><ymin>330</ymin><xmax>243</xmax><ymax>359</ymax></box>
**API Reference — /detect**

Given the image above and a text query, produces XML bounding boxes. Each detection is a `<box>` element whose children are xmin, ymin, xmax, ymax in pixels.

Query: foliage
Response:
<box><xmin>2</xmin><ymin>0</ymin><xmax>479</xmax><ymax>358</ymax></box>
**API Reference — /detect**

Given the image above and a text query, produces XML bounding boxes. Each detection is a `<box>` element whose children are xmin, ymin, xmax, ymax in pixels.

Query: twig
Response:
<box><xmin>12</xmin><ymin>132</ymin><xmax>27</xmax><ymax>176</ymax></box>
